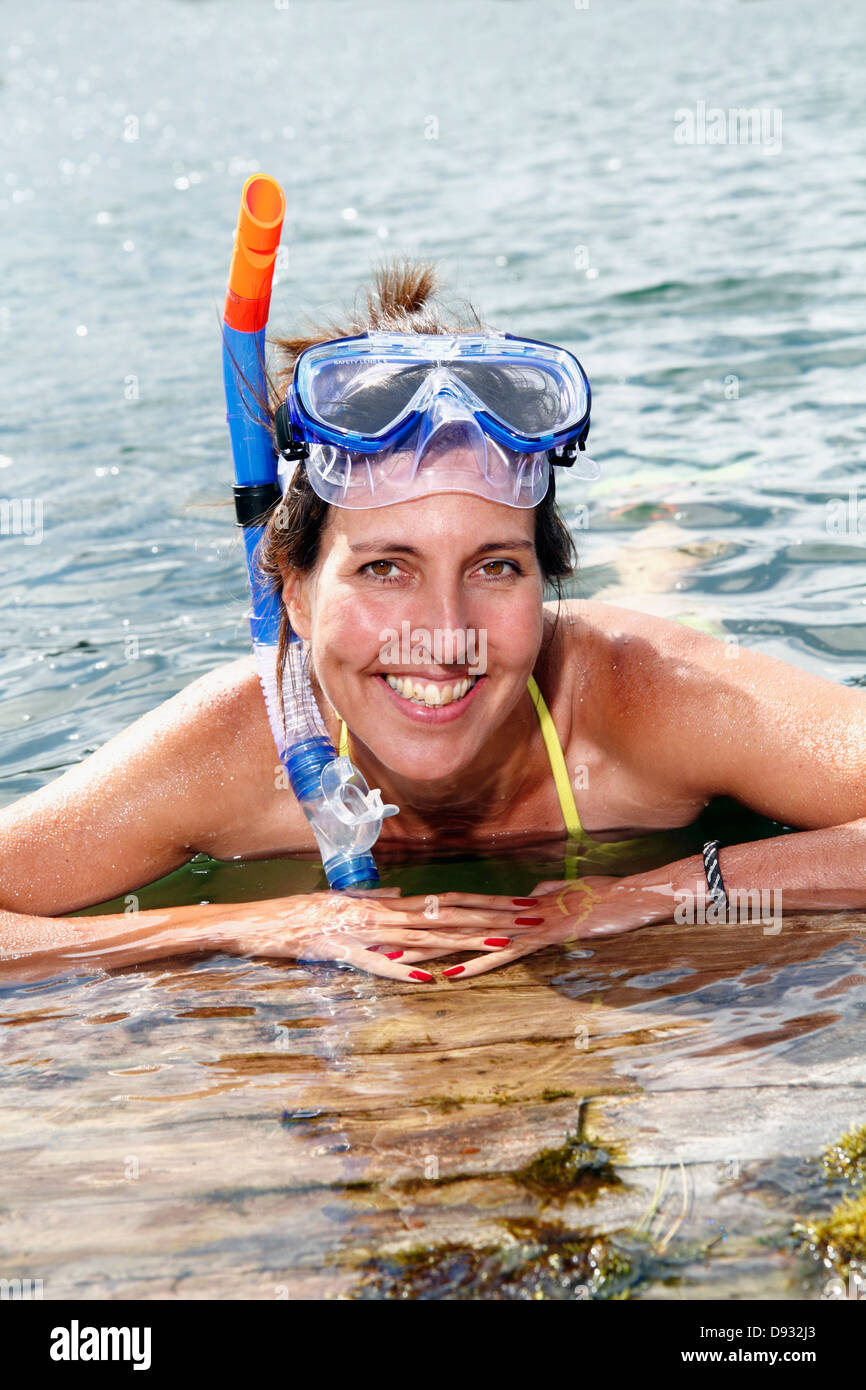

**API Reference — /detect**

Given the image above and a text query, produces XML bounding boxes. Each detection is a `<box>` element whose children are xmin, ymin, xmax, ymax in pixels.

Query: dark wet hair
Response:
<box><xmin>255</xmin><ymin>258</ymin><xmax>578</xmax><ymax>708</ymax></box>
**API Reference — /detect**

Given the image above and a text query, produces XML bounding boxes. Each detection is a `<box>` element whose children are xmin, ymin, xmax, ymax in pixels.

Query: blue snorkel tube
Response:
<box><xmin>221</xmin><ymin>174</ymin><xmax>398</xmax><ymax>890</ymax></box>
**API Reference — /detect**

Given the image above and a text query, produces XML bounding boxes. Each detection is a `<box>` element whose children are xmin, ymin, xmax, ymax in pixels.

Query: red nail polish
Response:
<box><xmin>384</xmin><ymin>950</ymin><xmax>403</xmax><ymax>959</ymax></box>
<box><xmin>484</xmin><ymin>937</ymin><xmax>511</xmax><ymax>947</ymax></box>
<box><xmin>512</xmin><ymin>897</ymin><xmax>539</xmax><ymax>907</ymax></box>
<box><xmin>513</xmin><ymin>916</ymin><xmax>543</xmax><ymax>926</ymax></box>
<box><xmin>443</xmin><ymin>965</ymin><xmax>465</xmax><ymax>977</ymax></box>
<box><xmin>408</xmin><ymin>970</ymin><xmax>433</xmax><ymax>981</ymax></box>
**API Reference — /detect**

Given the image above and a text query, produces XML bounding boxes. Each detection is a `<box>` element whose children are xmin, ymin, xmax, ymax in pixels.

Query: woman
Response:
<box><xmin>2</xmin><ymin>262</ymin><xmax>865</xmax><ymax>984</ymax></box>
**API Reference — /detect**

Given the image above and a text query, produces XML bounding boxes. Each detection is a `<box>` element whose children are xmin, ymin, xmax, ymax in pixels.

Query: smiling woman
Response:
<box><xmin>3</xmin><ymin>258</ymin><xmax>866</xmax><ymax>986</ymax></box>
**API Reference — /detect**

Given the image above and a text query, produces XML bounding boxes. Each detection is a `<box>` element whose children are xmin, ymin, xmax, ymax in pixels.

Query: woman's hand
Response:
<box><xmin>204</xmin><ymin>888</ymin><xmax>524</xmax><ymax>983</ymax></box>
<box><xmin>203</xmin><ymin>872</ymin><xmax>676</xmax><ymax>982</ymax></box>
<box><xmin>385</xmin><ymin>873</ymin><xmax>677</xmax><ymax>979</ymax></box>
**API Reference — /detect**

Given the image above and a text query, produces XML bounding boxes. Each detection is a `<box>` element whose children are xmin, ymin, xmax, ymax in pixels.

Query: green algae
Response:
<box><xmin>794</xmin><ymin>1191</ymin><xmax>866</xmax><ymax>1282</ymax></box>
<box><xmin>820</xmin><ymin>1123</ymin><xmax>866</xmax><ymax>1187</ymax></box>
<box><xmin>348</xmin><ymin>1224</ymin><xmax>633</xmax><ymax>1300</ymax></box>
<box><xmin>416</xmin><ymin>1094</ymin><xmax>471</xmax><ymax>1113</ymax></box>
<box><xmin>415</xmin><ymin>1087</ymin><xmax>576</xmax><ymax>1112</ymax></box>
<box><xmin>338</xmin><ymin>1113</ymin><xmax>718</xmax><ymax>1299</ymax></box>
<box><xmin>792</xmin><ymin>1122</ymin><xmax>866</xmax><ymax>1283</ymax></box>
<box><xmin>511</xmin><ymin>1130</ymin><xmax>623</xmax><ymax>1206</ymax></box>
<box><xmin>393</xmin><ymin>1171</ymin><xmax>478</xmax><ymax>1195</ymax></box>
<box><xmin>347</xmin><ymin>1218</ymin><xmax>693</xmax><ymax>1300</ymax></box>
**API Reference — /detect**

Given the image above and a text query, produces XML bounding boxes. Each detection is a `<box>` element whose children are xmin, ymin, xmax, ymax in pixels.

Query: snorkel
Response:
<box><xmin>222</xmin><ymin>174</ymin><xmax>398</xmax><ymax>890</ymax></box>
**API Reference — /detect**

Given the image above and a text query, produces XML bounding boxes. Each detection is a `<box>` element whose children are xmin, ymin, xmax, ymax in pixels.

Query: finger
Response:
<box><xmin>361</xmin><ymin>905</ymin><xmax>519</xmax><ymax>930</ymax></box>
<box><xmin>339</xmin><ymin>926</ymin><xmax>518</xmax><ymax>950</ymax></box>
<box><xmin>322</xmin><ymin>942</ymin><xmax>437</xmax><ymax>983</ymax></box>
<box><xmin>344</xmin><ymin>886</ymin><xmax>403</xmax><ymax>899</ymax></box>
<box><xmin>368</xmin><ymin>941</ymin><xmax>511</xmax><ymax>964</ymax></box>
<box><xmin>393</xmin><ymin>890</ymin><xmax>540</xmax><ymax>913</ymax></box>
<box><xmin>439</xmin><ymin>939</ymin><xmax>542</xmax><ymax>980</ymax></box>
<box><xmin>367</xmin><ymin>947</ymin><xmax>457</xmax><ymax>965</ymax></box>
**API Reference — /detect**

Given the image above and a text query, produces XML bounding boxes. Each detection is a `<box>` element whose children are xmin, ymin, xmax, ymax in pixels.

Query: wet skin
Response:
<box><xmin>3</xmin><ymin>493</ymin><xmax>866</xmax><ymax>983</ymax></box>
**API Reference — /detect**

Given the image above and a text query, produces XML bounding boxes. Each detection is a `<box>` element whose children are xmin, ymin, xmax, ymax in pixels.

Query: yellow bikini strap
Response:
<box><xmin>526</xmin><ymin>673</ymin><xmax>582</xmax><ymax>839</ymax></box>
<box><xmin>338</xmin><ymin>674</ymin><xmax>583</xmax><ymax>848</ymax></box>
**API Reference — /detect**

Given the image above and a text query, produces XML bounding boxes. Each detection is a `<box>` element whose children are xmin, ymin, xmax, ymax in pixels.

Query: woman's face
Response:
<box><xmin>282</xmin><ymin>490</ymin><xmax>545</xmax><ymax>782</ymax></box>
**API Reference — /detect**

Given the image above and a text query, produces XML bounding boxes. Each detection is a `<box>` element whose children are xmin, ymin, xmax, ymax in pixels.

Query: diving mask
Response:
<box><xmin>274</xmin><ymin>331</ymin><xmax>598</xmax><ymax>509</ymax></box>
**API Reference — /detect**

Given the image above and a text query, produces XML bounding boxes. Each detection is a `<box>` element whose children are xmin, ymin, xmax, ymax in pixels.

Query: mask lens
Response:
<box><xmin>282</xmin><ymin>335</ymin><xmax>594</xmax><ymax>510</ymax></box>
<box><xmin>299</xmin><ymin>341</ymin><xmax>588</xmax><ymax>443</ymax></box>
<box><xmin>450</xmin><ymin>361</ymin><xmax>574</xmax><ymax>435</ymax></box>
<box><xmin>305</xmin><ymin>359</ymin><xmax>430</xmax><ymax>436</ymax></box>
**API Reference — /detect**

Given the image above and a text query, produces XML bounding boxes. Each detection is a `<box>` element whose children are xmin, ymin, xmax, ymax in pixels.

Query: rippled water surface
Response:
<box><xmin>2</xmin><ymin>0</ymin><xmax>866</xmax><ymax>1299</ymax></box>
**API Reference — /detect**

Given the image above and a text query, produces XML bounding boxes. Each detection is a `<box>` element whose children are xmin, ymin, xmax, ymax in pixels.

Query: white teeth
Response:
<box><xmin>384</xmin><ymin>674</ymin><xmax>477</xmax><ymax>707</ymax></box>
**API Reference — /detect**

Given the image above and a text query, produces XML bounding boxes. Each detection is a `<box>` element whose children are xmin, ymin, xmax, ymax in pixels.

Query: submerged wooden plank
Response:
<box><xmin>2</xmin><ymin>907</ymin><xmax>865</xmax><ymax>1297</ymax></box>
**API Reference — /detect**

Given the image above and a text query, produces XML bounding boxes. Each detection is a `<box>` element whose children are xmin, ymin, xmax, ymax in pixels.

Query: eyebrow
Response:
<box><xmin>348</xmin><ymin>539</ymin><xmax>536</xmax><ymax>557</ymax></box>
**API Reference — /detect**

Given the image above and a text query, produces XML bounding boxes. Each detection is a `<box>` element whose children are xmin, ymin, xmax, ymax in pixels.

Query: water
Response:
<box><xmin>1</xmin><ymin>0</ymin><xmax>866</xmax><ymax>1299</ymax></box>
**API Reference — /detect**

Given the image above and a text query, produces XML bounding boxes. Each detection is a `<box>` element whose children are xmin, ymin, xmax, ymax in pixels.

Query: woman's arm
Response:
<box><xmin>0</xmin><ymin>893</ymin><xmax>521</xmax><ymax>984</ymax></box>
<box><xmin>597</xmin><ymin>815</ymin><xmax>866</xmax><ymax>930</ymax></box>
<box><xmin>0</xmin><ymin>902</ymin><xmax>214</xmax><ymax>981</ymax></box>
<box><xmin>0</xmin><ymin>658</ymin><xmax>282</xmax><ymax>916</ymax></box>
<box><xmin>425</xmin><ymin>817</ymin><xmax>866</xmax><ymax>979</ymax></box>
<box><xmin>0</xmin><ymin>658</ymin><xmax>529</xmax><ymax>983</ymax></box>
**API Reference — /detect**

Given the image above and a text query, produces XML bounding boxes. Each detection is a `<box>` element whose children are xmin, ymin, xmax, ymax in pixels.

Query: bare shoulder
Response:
<box><xmin>146</xmin><ymin>655</ymin><xmax>312</xmax><ymax>858</ymax></box>
<box><xmin>548</xmin><ymin>598</ymin><xmax>717</xmax><ymax>656</ymax></box>
<box><xmin>5</xmin><ymin>655</ymin><xmax>271</xmax><ymax>826</ymax></box>
<box><xmin>160</xmin><ymin>654</ymin><xmax>268</xmax><ymax>749</ymax></box>
<box><xmin>548</xmin><ymin>598</ymin><xmax>866</xmax><ymax>819</ymax></box>
<box><xmin>537</xmin><ymin>598</ymin><xmax>680</xmax><ymax>730</ymax></box>
<box><xmin>550</xmin><ymin>594</ymin><xmax>864</xmax><ymax>723</ymax></box>
<box><xmin>0</xmin><ymin>656</ymin><xmax>310</xmax><ymax>914</ymax></box>
<box><xmin>96</xmin><ymin>653</ymin><xmax>274</xmax><ymax>797</ymax></box>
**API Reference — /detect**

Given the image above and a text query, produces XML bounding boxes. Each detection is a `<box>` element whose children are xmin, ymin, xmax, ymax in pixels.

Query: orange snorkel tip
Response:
<box><xmin>223</xmin><ymin>174</ymin><xmax>286</xmax><ymax>332</ymax></box>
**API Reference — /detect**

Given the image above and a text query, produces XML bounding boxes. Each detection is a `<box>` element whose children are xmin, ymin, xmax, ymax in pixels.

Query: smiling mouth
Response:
<box><xmin>382</xmin><ymin>673</ymin><xmax>479</xmax><ymax>708</ymax></box>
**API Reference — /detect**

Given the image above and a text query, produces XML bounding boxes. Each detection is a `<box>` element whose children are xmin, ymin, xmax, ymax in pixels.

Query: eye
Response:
<box><xmin>361</xmin><ymin>559</ymin><xmax>404</xmax><ymax>583</ymax></box>
<box><xmin>477</xmin><ymin>558</ymin><xmax>523</xmax><ymax>579</ymax></box>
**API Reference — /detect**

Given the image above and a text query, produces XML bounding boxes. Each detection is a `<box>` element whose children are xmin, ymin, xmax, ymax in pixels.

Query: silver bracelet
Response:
<box><xmin>702</xmin><ymin>839</ymin><xmax>728</xmax><ymax>909</ymax></box>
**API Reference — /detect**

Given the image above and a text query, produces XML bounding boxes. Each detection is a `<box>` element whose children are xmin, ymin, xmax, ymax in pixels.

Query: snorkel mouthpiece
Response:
<box><xmin>222</xmin><ymin>174</ymin><xmax>398</xmax><ymax>892</ymax></box>
<box><xmin>288</xmin><ymin>748</ymin><xmax>397</xmax><ymax>891</ymax></box>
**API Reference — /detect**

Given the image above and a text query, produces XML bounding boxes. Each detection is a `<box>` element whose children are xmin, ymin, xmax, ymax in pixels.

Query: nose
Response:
<box><xmin>417</xmin><ymin>572</ymin><xmax>470</xmax><ymax>639</ymax></box>
<box><xmin>395</xmin><ymin>556</ymin><xmax>473</xmax><ymax>648</ymax></box>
